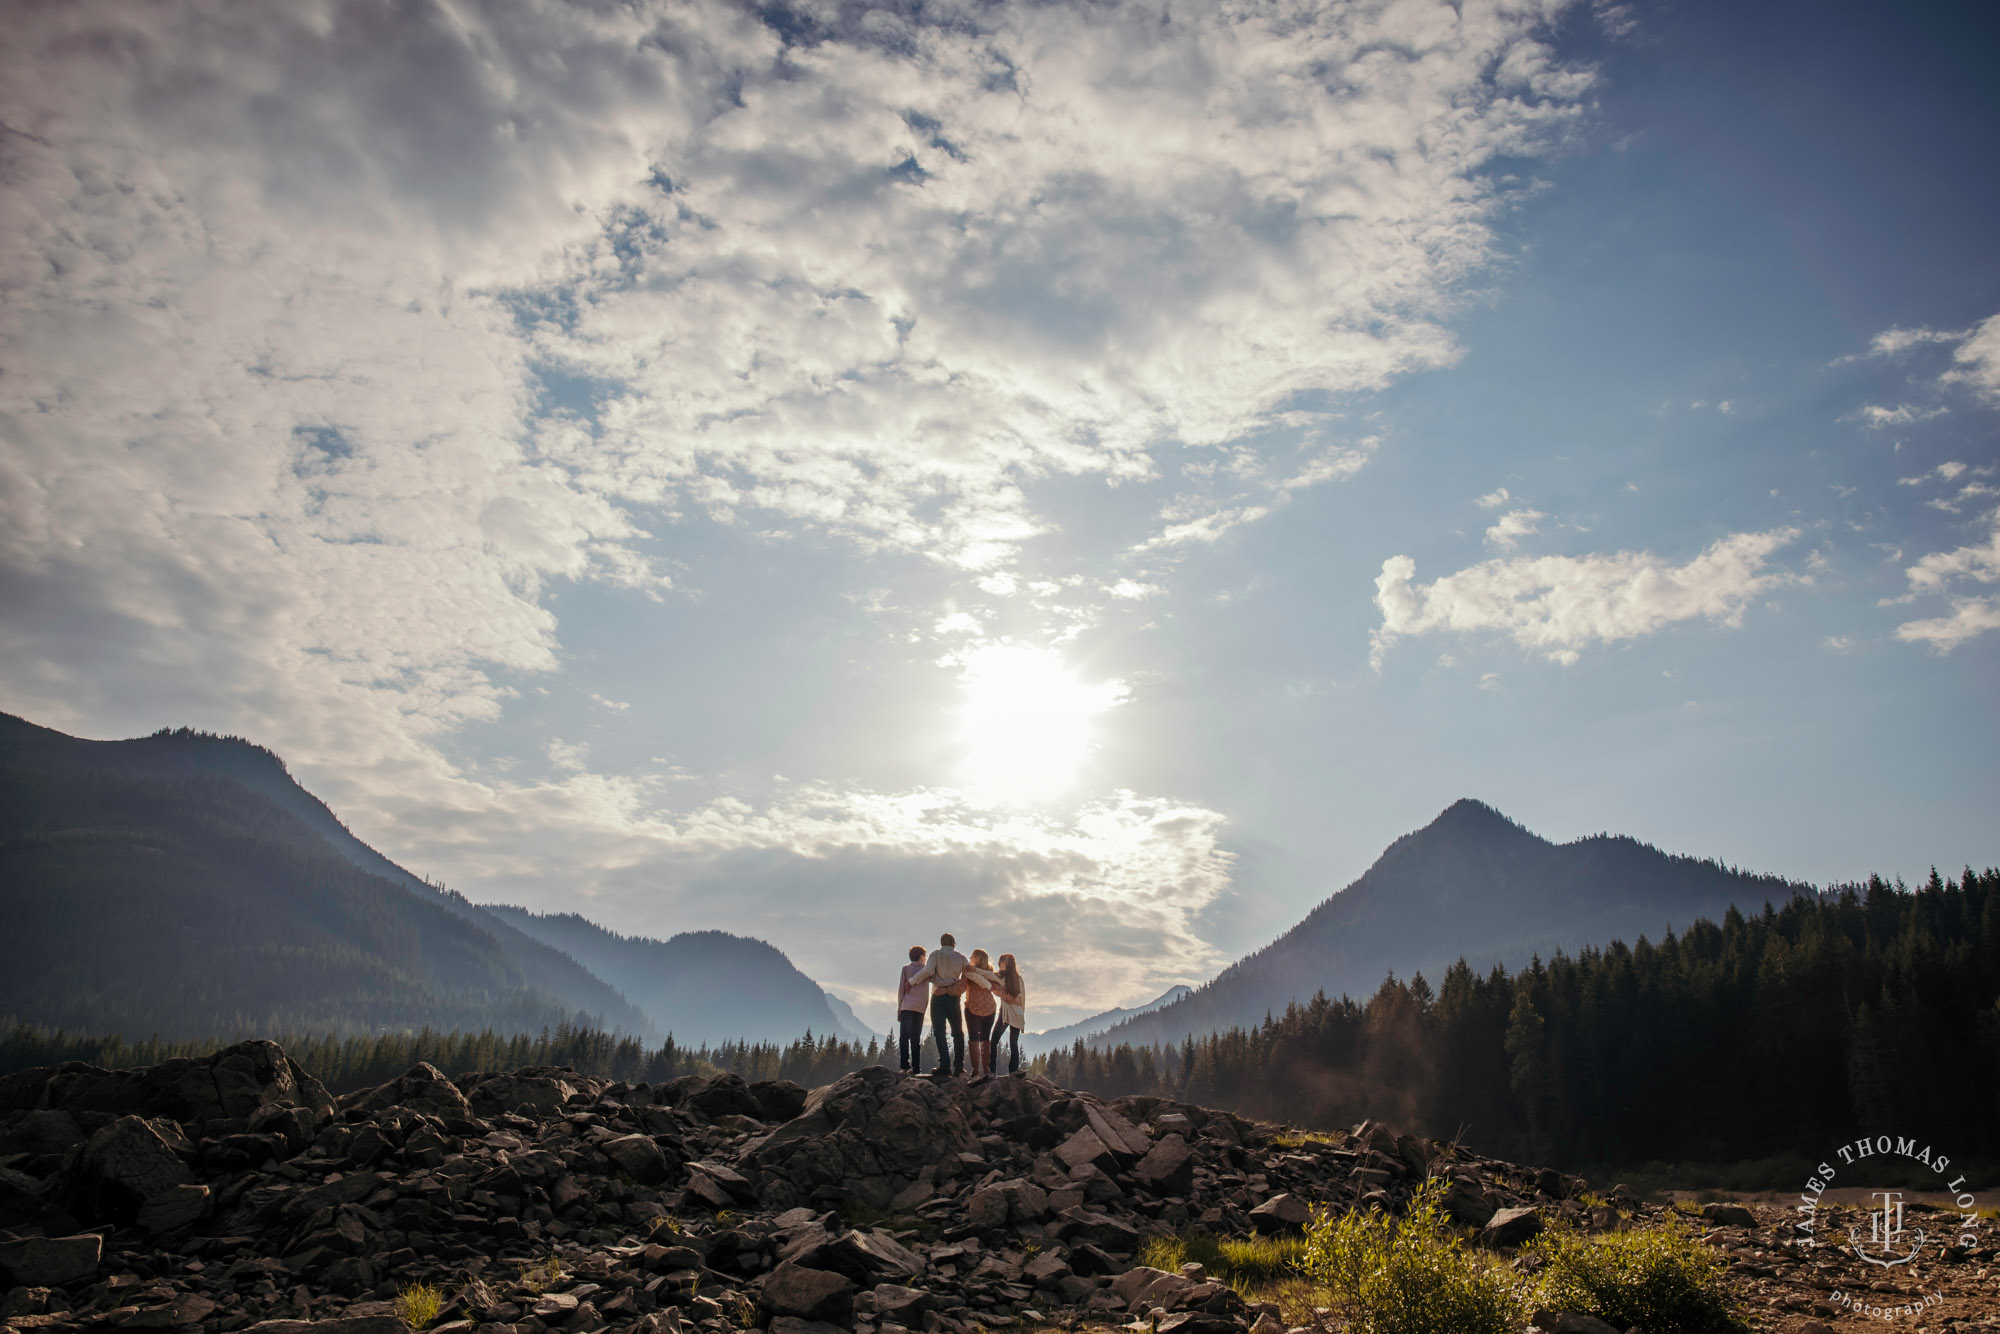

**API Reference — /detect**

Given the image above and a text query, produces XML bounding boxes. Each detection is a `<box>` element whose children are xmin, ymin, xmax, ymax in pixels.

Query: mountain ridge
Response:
<box><xmin>1089</xmin><ymin>796</ymin><xmax>1811</xmax><ymax>1050</ymax></box>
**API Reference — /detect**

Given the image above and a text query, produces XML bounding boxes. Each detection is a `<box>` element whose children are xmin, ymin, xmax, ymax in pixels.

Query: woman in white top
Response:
<box><xmin>992</xmin><ymin>953</ymin><xmax>1026</xmax><ymax>1075</ymax></box>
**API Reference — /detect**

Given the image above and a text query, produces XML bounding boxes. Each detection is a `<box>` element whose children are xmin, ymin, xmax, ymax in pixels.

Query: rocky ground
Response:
<box><xmin>0</xmin><ymin>1042</ymin><xmax>1992</xmax><ymax>1334</ymax></box>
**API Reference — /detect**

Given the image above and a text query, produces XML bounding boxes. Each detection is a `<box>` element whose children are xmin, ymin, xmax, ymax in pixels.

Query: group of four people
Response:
<box><xmin>896</xmin><ymin>933</ymin><xmax>1027</xmax><ymax>1079</ymax></box>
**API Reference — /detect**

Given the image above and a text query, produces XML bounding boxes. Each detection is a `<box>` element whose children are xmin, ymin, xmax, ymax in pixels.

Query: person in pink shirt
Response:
<box><xmin>896</xmin><ymin>946</ymin><xmax>931</xmax><ymax>1073</ymax></box>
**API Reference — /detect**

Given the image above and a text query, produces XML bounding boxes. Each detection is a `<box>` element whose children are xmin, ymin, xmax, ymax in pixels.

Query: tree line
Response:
<box><xmin>0</xmin><ymin>1021</ymin><xmax>887</xmax><ymax>1095</ymax></box>
<box><xmin>6</xmin><ymin>870</ymin><xmax>1994</xmax><ymax>1177</ymax></box>
<box><xmin>1042</xmin><ymin>869</ymin><xmax>2000</xmax><ymax>1175</ymax></box>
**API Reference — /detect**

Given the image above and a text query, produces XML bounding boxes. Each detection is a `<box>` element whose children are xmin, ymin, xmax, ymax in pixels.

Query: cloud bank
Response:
<box><xmin>1371</xmin><ymin>530</ymin><xmax>1800</xmax><ymax>666</ymax></box>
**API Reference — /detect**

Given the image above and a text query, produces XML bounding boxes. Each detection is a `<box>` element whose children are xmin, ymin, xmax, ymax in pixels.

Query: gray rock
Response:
<box><xmin>65</xmin><ymin>1115</ymin><xmax>196</xmax><ymax>1221</ymax></box>
<box><xmin>1052</xmin><ymin>1206</ymin><xmax>1142</xmax><ymax>1253</ymax></box>
<box><xmin>339</xmin><ymin>1062</ymin><xmax>475</xmax><ymax>1121</ymax></box>
<box><xmin>759</xmin><ymin>1261</ymin><xmax>856</xmax><ymax>1321</ymax></box>
<box><xmin>1247</xmin><ymin>1193</ymin><xmax>1312</xmax><ymax>1235</ymax></box>
<box><xmin>1481</xmin><ymin>1206</ymin><xmax>1544</xmax><ymax>1247</ymax></box>
<box><xmin>871</xmin><ymin>1284</ymin><xmax>935</xmax><ymax>1323</ymax></box>
<box><xmin>1133</xmin><ymin>1133</ymin><xmax>1196</xmax><ymax>1195</ymax></box>
<box><xmin>1699</xmin><ymin>1201</ymin><xmax>1758</xmax><ymax>1228</ymax></box>
<box><xmin>1055</xmin><ymin>1125</ymin><xmax>1120</xmax><ymax>1175</ymax></box>
<box><xmin>0</xmin><ymin>1232</ymin><xmax>101</xmax><ymax>1286</ymax></box>
<box><xmin>1024</xmin><ymin>1249</ymin><xmax>1070</xmax><ymax>1286</ymax></box>
<box><xmin>601</xmin><ymin>1133</ymin><xmax>674</xmax><ymax>1184</ymax></box>
<box><xmin>136</xmin><ymin>1181</ymin><xmax>211</xmax><ymax>1234</ymax></box>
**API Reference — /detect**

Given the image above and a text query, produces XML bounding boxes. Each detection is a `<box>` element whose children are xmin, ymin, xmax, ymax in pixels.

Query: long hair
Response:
<box><xmin>997</xmin><ymin>953</ymin><xmax>1022</xmax><ymax>993</ymax></box>
<box><xmin>969</xmin><ymin>948</ymin><xmax>991</xmax><ymax>969</ymax></box>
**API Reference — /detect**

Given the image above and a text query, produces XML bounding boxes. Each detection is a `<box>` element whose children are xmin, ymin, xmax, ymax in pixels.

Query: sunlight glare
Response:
<box><xmin>955</xmin><ymin>644</ymin><xmax>1128</xmax><ymax>805</ymax></box>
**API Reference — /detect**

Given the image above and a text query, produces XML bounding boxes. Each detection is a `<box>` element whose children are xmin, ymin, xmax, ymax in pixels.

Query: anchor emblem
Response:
<box><xmin>1848</xmin><ymin>1191</ymin><xmax>1926</xmax><ymax>1267</ymax></box>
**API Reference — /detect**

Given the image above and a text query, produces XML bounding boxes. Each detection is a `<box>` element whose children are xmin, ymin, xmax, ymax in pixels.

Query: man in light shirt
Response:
<box><xmin>907</xmin><ymin>931</ymin><xmax>968</xmax><ymax>1076</ymax></box>
<box><xmin>896</xmin><ymin>946</ymin><xmax>930</xmax><ymax>1073</ymax></box>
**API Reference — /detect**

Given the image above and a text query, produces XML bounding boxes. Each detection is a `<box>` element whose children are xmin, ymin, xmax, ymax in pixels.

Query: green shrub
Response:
<box><xmin>1528</xmin><ymin>1221</ymin><xmax>1747</xmax><ymax>1334</ymax></box>
<box><xmin>1299</xmin><ymin>1182</ymin><xmax>1525</xmax><ymax>1334</ymax></box>
<box><xmin>395</xmin><ymin>1282</ymin><xmax>443</xmax><ymax>1330</ymax></box>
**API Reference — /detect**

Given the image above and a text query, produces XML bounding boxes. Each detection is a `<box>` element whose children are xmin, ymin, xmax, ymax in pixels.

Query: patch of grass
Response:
<box><xmin>714</xmin><ymin>1208</ymin><xmax>740</xmax><ymax>1226</ymax></box>
<box><xmin>514</xmin><ymin>1254</ymin><xmax>566</xmax><ymax>1295</ymax></box>
<box><xmin>646</xmin><ymin>1214</ymin><xmax>684</xmax><ymax>1237</ymax></box>
<box><xmin>395</xmin><ymin>1282</ymin><xmax>444</xmax><ymax>1330</ymax></box>
<box><xmin>1272</xmin><ymin>1129</ymin><xmax>1345</xmax><ymax>1150</ymax></box>
<box><xmin>1299</xmin><ymin>1181</ymin><xmax>1525</xmax><ymax>1334</ymax></box>
<box><xmin>1139</xmin><ymin>1229</ymin><xmax>1309</xmax><ymax>1287</ymax></box>
<box><xmin>1527</xmin><ymin>1220</ymin><xmax>1748</xmax><ymax>1334</ymax></box>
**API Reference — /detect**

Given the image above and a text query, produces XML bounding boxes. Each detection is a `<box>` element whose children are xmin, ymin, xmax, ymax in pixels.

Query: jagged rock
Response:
<box><xmin>0</xmin><ymin>1041</ymin><xmax>333</xmax><ymax>1123</ymax></box>
<box><xmin>601</xmin><ymin>1133</ymin><xmax>675</xmax><ymax>1184</ymax></box>
<box><xmin>0</xmin><ymin>1109</ymin><xmax>84</xmax><ymax>1157</ymax></box>
<box><xmin>1155</xmin><ymin>1312</ymin><xmax>1248</xmax><ymax>1334</ymax></box>
<box><xmin>1111</xmin><ymin>1265</ymin><xmax>1194</xmax><ymax>1310</ymax></box>
<box><xmin>742</xmin><ymin>1068</ymin><xmax>977</xmax><ymax>1209</ymax></box>
<box><xmin>872</xmin><ymin>1283</ymin><xmax>936</xmax><ymax>1323</ymax></box>
<box><xmin>340</xmin><ymin>1062</ymin><xmax>475</xmax><ymax>1121</ymax></box>
<box><xmin>1528</xmin><ymin>1311</ymin><xmax>1621</xmax><ymax>1334</ymax></box>
<box><xmin>461</xmin><ymin>1071</ymin><xmax>577</xmax><ymax>1117</ymax></box>
<box><xmin>1441</xmin><ymin>1176</ymin><xmax>1496</xmax><ymax>1226</ymax></box>
<box><xmin>136</xmin><ymin>1181</ymin><xmax>211</xmax><ymax>1234</ymax></box>
<box><xmin>0</xmin><ymin>1232</ymin><xmax>101</xmax><ymax>1286</ymax></box>
<box><xmin>1133</xmin><ymin>1132</ymin><xmax>1196</xmax><ymax>1194</ymax></box>
<box><xmin>1054</xmin><ymin>1207</ymin><xmax>1142</xmax><ymax>1253</ymax></box>
<box><xmin>62</xmin><ymin>1115</ymin><xmax>196</xmax><ymax>1222</ymax></box>
<box><xmin>1700</xmin><ymin>1202</ymin><xmax>1757</xmax><ymax>1228</ymax></box>
<box><xmin>1481</xmin><ymin>1206</ymin><xmax>1544</xmax><ymax>1247</ymax></box>
<box><xmin>1024</xmin><ymin>1249</ymin><xmax>1071</xmax><ymax>1286</ymax></box>
<box><xmin>758</xmin><ymin>1260</ymin><xmax>855</xmax><ymax>1320</ymax></box>
<box><xmin>1055</xmin><ymin>1126</ymin><xmax>1121</xmax><ymax>1175</ymax></box>
<box><xmin>1247</xmin><ymin>1193</ymin><xmax>1311</xmax><ymax>1235</ymax></box>
<box><xmin>749</xmin><ymin>1080</ymin><xmax>808</xmax><ymax>1124</ymax></box>
<box><xmin>245</xmin><ymin>1318</ymin><xmax>407</xmax><ymax>1334</ymax></box>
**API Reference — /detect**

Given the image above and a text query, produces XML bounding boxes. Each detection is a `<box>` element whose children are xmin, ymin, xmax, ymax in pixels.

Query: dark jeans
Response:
<box><xmin>996</xmin><ymin>1022</ymin><xmax>1021</xmax><ymax>1073</ymax></box>
<box><xmin>967</xmin><ymin>1010</ymin><xmax>995</xmax><ymax>1043</ymax></box>
<box><xmin>898</xmin><ymin>1010</ymin><xmax>925</xmax><ymax>1071</ymax></box>
<box><xmin>930</xmin><ymin>994</ymin><xmax>965</xmax><ymax>1074</ymax></box>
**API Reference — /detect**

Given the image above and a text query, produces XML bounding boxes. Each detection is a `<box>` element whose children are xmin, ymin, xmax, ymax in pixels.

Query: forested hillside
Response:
<box><xmin>1043</xmin><ymin>869</ymin><xmax>2000</xmax><ymax>1171</ymax></box>
<box><xmin>1096</xmin><ymin>798</ymin><xmax>1810</xmax><ymax>1049</ymax></box>
<box><xmin>483</xmin><ymin>906</ymin><xmax>872</xmax><ymax>1046</ymax></box>
<box><xmin>0</xmin><ymin>713</ymin><xmax>649</xmax><ymax>1038</ymax></box>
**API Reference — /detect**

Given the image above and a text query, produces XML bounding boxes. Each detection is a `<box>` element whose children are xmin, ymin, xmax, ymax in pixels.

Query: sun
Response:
<box><xmin>954</xmin><ymin>643</ymin><xmax>1128</xmax><ymax>806</ymax></box>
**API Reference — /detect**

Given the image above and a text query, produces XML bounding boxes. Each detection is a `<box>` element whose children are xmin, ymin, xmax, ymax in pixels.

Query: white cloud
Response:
<box><xmin>1868</xmin><ymin>325</ymin><xmax>1966</xmax><ymax>357</ymax></box>
<box><xmin>0</xmin><ymin>0</ymin><xmax>1610</xmax><ymax>1014</ymax></box>
<box><xmin>1942</xmin><ymin>313</ymin><xmax>2000</xmax><ymax>404</ymax></box>
<box><xmin>590</xmin><ymin>694</ymin><xmax>632</xmax><ymax>712</ymax></box>
<box><xmin>1894</xmin><ymin>599</ymin><xmax>2000</xmax><ymax>653</ymax></box>
<box><xmin>1856</xmin><ymin>403</ymin><xmax>1947</xmax><ymax>429</ymax></box>
<box><xmin>1898</xmin><ymin>462</ymin><xmax>1970</xmax><ymax>486</ymax></box>
<box><xmin>1475</xmin><ymin>487</ymin><xmax>1512</xmax><ymax>509</ymax></box>
<box><xmin>1108</xmin><ymin>579</ymin><xmax>1164</xmax><ymax>600</ymax></box>
<box><xmin>1902</xmin><ymin>509</ymin><xmax>2000</xmax><ymax>595</ymax></box>
<box><xmin>547</xmin><ymin>739</ymin><xmax>591</xmax><ymax>771</ymax></box>
<box><xmin>1371</xmin><ymin>528</ymin><xmax>1800</xmax><ymax>667</ymax></box>
<box><xmin>1484</xmin><ymin>507</ymin><xmax>1546</xmax><ymax>550</ymax></box>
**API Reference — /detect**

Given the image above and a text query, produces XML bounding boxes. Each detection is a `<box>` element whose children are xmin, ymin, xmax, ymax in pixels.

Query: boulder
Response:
<box><xmin>462</xmin><ymin>1072</ymin><xmax>577</xmax><ymax>1117</ymax></box>
<box><xmin>0</xmin><ymin>1232</ymin><xmax>101</xmax><ymax>1287</ymax></box>
<box><xmin>750</xmin><ymin>1080</ymin><xmax>808</xmax><ymax>1124</ymax></box>
<box><xmin>0</xmin><ymin>1109</ymin><xmax>84</xmax><ymax>1156</ymax></box>
<box><xmin>601</xmin><ymin>1133</ymin><xmax>675</xmax><ymax>1185</ymax></box>
<box><xmin>1024</xmin><ymin>1249</ymin><xmax>1071</xmax><ymax>1286</ymax></box>
<box><xmin>1248</xmin><ymin>1193</ymin><xmax>1312</xmax><ymax>1235</ymax></box>
<box><xmin>340</xmin><ymin>1063</ymin><xmax>474</xmax><ymax>1121</ymax></box>
<box><xmin>1481</xmin><ymin>1206</ymin><xmax>1544</xmax><ymax>1247</ymax></box>
<box><xmin>1055</xmin><ymin>1126</ymin><xmax>1120</xmax><ymax>1176</ymax></box>
<box><xmin>759</xmin><ymin>1261</ymin><xmax>855</xmax><ymax>1321</ymax></box>
<box><xmin>1052</xmin><ymin>1207</ymin><xmax>1142</xmax><ymax>1253</ymax></box>
<box><xmin>137</xmin><ymin>1181</ymin><xmax>212</xmax><ymax>1234</ymax></box>
<box><xmin>63</xmin><ymin>1115</ymin><xmax>196</xmax><ymax>1222</ymax></box>
<box><xmin>0</xmin><ymin>1041</ymin><xmax>332</xmax><ymax>1122</ymax></box>
<box><xmin>1699</xmin><ymin>1202</ymin><xmax>1758</xmax><ymax>1228</ymax></box>
<box><xmin>1111</xmin><ymin>1265</ymin><xmax>1194</xmax><ymax>1310</ymax></box>
<box><xmin>1133</xmin><ymin>1133</ymin><xmax>1196</xmax><ymax>1195</ymax></box>
<box><xmin>871</xmin><ymin>1284</ymin><xmax>935</xmax><ymax>1324</ymax></box>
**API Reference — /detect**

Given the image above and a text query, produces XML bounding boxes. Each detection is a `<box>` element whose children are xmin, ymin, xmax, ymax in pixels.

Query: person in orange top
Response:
<box><xmin>962</xmin><ymin>948</ymin><xmax>1002</xmax><ymax>1079</ymax></box>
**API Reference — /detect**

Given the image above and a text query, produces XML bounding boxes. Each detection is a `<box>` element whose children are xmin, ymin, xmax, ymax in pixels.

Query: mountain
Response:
<box><xmin>0</xmin><ymin>712</ymin><xmax>650</xmax><ymax>1039</ymax></box>
<box><xmin>482</xmin><ymin>907</ymin><xmax>872</xmax><ymax>1048</ymax></box>
<box><xmin>821</xmin><ymin>989</ymin><xmax>886</xmax><ymax>1045</ymax></box>
<box><xmin>1092</xmin><ymin>798</ymin><xmax>1810</xmax><ymax>1050</ymax></box>
<box><xmin>1026</xmin><ymin>984</ymin><xmax>1194</xmax><ymax>1056</ymax></box>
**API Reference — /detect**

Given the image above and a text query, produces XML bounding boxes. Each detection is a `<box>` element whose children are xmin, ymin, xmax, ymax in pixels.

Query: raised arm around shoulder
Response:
<box><xmin>908</xmin><ymin>955</ymin><xmax>939</xmax><ymax>986</ymax></box>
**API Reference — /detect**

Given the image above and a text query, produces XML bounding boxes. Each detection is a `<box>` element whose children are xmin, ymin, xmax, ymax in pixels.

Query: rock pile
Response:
<box><xmin>3</xmin><ymin>1044</ymin><xmax>1992</xmax><ymax>1334</ymax></box>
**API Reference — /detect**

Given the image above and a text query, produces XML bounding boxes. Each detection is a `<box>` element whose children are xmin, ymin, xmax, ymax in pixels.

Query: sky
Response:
<box><xmin>2</xmin><ymin>0</ymin><xmax>1996</xmax><ymax>1032</ymax></box>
